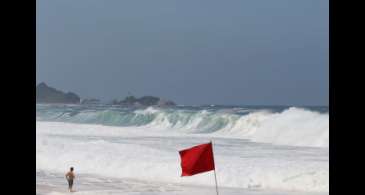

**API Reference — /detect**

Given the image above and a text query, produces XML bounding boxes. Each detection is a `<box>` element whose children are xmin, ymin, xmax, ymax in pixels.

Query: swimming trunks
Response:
<box><xmin>68</xmin><ymin>179</ymin><xmax>73</xmax><ymax>189</ymax></box>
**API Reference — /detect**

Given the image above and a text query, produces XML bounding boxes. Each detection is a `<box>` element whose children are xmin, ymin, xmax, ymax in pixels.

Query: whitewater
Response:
<box><xmin>36</xmin><ymin>104</ymin><xmax>329</xmax><ymax>195</ymax></box>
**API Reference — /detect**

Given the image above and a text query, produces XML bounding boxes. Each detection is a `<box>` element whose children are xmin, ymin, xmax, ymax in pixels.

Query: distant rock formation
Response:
<box><xmin>113</xmin><ymin>96</ymin><xmax>176</xmax><ymax>107</ymax></box>
<box><xmin>36</xmin><ymin>82</ymin><xmax>80</xmax><ymax>104</ymax></box>
<box><xmin>157</xmin><ymin>99</ymin><xmax>176</xmax><ymax>107</ymax></box>
<box><xmin>81</xmin><ymin>98</ymin><xmax>101</xmax><ymax>105</ymax></box>
<box><xmin>36</xmin><ymin>82</ymin><xmax>175</xmax><ymax>106</ymax></box>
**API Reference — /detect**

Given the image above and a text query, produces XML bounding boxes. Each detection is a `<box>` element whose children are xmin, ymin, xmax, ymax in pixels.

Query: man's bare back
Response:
<box><xmin>65</xmin><ymin>171</ymin><xmax>75</xmax><ymax>180</ymax></box>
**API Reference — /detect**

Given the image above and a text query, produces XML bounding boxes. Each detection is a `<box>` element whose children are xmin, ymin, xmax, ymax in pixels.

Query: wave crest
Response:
<box><xmin>36</xmin><ymin>106</ymin><xmax>328</xmax><ymax>147</ymax></box>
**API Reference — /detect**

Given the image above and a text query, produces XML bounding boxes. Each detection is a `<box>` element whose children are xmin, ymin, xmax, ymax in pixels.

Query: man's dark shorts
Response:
<box><xmin>68</xmin><ymin>179</ymin><xmax>73</xmax><ymax>189</ymax></box>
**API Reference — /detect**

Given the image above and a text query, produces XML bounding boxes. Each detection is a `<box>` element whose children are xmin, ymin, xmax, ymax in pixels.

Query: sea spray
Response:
<box><xmin>37</xmin><ymin>105</ymin><xmax>328</xmax><ymax>147</ymax></box>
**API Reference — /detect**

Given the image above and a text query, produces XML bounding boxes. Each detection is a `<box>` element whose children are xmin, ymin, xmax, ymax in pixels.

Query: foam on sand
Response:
<box><xmin>37</xmin><ymin>121</ymin><xmax>328</xmax><ymax>193</ymax></box>
<box><xmin>37</xmin><ymin>171</ymin><xmax>328</xmax><ymax>195</ymax></box>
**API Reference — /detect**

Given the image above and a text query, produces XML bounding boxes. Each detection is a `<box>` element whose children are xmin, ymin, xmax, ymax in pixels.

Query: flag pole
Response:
<box><xmin>211</xmin><ymin>140</ymin><xmax>219</xmax><ymax>195</ymax></box>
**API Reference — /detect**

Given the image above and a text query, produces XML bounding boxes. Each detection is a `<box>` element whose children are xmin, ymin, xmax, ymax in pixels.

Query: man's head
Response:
<box><xmin>70</xmin><ymin>167</ymin><xmax>74</xmax><ymax>172</ymax></box>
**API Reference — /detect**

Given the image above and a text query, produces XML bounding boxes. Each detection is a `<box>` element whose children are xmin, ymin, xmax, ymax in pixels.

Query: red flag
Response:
<box><xmin>179</xmin><ymin>142</ymin><xmax>215</xmax><ymax>176</ymax></box>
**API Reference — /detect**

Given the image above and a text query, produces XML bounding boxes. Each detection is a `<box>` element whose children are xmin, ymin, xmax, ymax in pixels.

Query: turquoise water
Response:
<box><xmin>36</xmin><ymin>104</ymin><xmax>328</xmax><ymax>131</ymax></box>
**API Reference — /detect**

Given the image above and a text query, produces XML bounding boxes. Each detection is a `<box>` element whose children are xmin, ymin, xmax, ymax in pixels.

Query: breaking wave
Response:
<box><xmin>36</xmin><ymin>105</ymin><xmax>328</xmax><ymax>147</ymax></box>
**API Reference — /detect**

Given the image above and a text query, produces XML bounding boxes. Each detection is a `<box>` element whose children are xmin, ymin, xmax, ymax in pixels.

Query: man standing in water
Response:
<box><xmin>65</xmin><ymin>167</ymin><xmax>75</xmax><ymax>192</ymax></box>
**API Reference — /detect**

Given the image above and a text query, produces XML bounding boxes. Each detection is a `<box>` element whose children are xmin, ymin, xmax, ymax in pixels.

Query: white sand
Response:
<box><xmin>37</xmin><ymin>172</ymin><xmax>327</xmax><ymax>195</ymax></box>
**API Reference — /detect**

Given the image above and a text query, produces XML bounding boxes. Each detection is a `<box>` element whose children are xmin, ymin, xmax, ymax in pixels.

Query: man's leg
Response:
<box><xmin>69</xmin><ymin>180</ymin><xmax>73</xmax><ymax>192</ymax></box>
<box><xmin>68</xmin><ymin>180</ymin><xmax>72</xmax><ymax>191</ymax></box>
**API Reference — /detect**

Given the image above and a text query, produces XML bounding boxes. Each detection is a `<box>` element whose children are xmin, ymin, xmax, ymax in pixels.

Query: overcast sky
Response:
<box><xmin>36</xmin><ymin>0</ymin><xmax>328</xmax><ymax>106</ymax></box>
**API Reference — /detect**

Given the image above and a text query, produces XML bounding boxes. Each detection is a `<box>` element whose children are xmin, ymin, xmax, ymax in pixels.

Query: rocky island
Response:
<box><xmin>81</xmin><ymin>98</ymin><xmax>101</xmax><ymax>105</ymax></box>
<box><xmin>36</xmin><ymin>82</ymin><xmax>80</xmax><ymax>104</ymax></box>
<box><xmin>36</xmin><ymin>82</ymin><xmax>176</xmax><ymax>107</ymax></box>
<box><xmin>112</xmin><ymin>96</ymin><xmax>176</xmax><ymax>107</ymax></box>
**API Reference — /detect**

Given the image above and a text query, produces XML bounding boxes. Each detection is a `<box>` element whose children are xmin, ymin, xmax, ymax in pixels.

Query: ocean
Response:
<box><xmin>36</xmin><ymin>104</ymin><xmax>329</xmax><ymax>195</ymax></box>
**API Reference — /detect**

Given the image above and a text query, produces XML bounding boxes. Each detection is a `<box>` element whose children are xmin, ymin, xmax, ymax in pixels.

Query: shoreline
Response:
<box><xmin>37</xmin><ymin>171</ymin><xmax>328</xmax><ymax>195</ymax></box>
